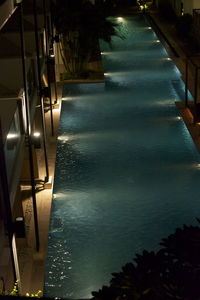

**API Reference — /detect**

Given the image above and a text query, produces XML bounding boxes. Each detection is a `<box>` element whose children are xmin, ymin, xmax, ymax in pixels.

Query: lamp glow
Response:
<box><xmin>33</xmin><ymin>132</ymin><xmax>40</xmax><ymax>137</ymax></box>
<box><xmin>7</xmin><ymin>133</ymin><xmax>17</xmax><ymax>139</ymax></box>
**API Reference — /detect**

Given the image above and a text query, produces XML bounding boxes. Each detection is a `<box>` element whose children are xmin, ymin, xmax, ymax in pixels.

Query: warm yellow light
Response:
<box><xmin>140</xmin><ymin>4</ymin><xmax>148</xmax><ymax>10</ymax></box>
<box><xmin>33</xmin><ymin>132</ymin><xmax>40</xmax><ymax>137</ymax></box>
<box><xmin>7</xmin><ymin>133</ymin><xmax>17</xmax><ymax>139</ymax></box>
<box><xmin>58</xmin><ymin>135</ymin><xmax>69</xmax><ymax>141</ymax></box>
<box><xmin>117</xmin><ymin>17</ymin><xmax>123</xmax><ymax>21</ymax></box>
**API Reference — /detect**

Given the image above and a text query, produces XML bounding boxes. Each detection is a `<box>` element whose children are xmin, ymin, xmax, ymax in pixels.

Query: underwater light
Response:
<box><xmin>58</xmin><ymin>135</ymin><xmax>69</xmax><ymax>141</ymax></box>
<box><xmin>117</xmin><ymin>17</ymin><xmax>123</xmax><ymax>21</ymax></box>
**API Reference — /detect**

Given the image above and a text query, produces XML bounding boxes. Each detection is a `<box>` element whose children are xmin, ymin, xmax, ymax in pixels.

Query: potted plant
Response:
<box><xmin>52</xmin><ymin>0</ymin><xmax>120</xmax><ymax>79</ymax></box>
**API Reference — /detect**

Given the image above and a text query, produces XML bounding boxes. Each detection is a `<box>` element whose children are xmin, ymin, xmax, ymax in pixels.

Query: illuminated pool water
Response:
<box><xmin>44</xmin><ymin>15</ymin><xmax>200</xmax><ymax>299</ymax></box>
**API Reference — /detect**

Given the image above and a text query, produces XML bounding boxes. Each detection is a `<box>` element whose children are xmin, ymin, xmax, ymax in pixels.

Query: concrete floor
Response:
<box><xmin>17</xmin><ymin>83</ymin><xmax>63</xmax><ymax>296</ymax></box>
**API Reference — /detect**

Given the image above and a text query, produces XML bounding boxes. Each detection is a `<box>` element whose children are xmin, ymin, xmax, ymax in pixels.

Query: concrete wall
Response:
<box><xmin>155</xmin><ymin>0</ymin><xmax>200</xmax><ymax>15</ymax></box>
<box><xmin>193</xmin><ymin>0</ymin><xmax>200</xmax><ymax>10</ymax></box>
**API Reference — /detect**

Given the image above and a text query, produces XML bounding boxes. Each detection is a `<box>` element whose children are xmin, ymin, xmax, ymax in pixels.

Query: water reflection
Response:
<box><xmin>45</xmin><ymin>15</ymin><xmax>200</xmax><ymax>299</ymax></box>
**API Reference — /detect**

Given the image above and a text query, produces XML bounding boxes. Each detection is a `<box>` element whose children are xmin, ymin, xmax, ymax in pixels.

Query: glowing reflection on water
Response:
<box><xmin>45</xmin><ymin>15</ymin><xmax>200</xmax><ymax>299</ymax></box>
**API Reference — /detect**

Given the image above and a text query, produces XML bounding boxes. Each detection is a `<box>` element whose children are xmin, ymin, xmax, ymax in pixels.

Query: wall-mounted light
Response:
<box><xmin>7</xmin><ymin>133</ymin><xmax>18</xmax><ymax>139</ymax></box>
<box><xmin>49</xmin><ymin>48</ymin><xmax>55</xmax><ymax>58</ymax></box>
<box><xmin>32</xmin><ymin>132</ymin><xmax>41</xmax><ymax>148</ymax></box>
<box><xmin>15</xmin><ymin>217</ymin><xmax>25</xmax><ymax>238</ymax></box>
<box><xmin>6</xmin><ymin>133</ymin><xmax>19</xmax><ymax>150</ymax></box>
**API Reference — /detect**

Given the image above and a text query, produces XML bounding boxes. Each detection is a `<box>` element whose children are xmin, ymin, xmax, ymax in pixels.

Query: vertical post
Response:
<box><xmin>0</xmin><ymin>120</ymin><xmax>17</xmax><ymax>284</ymax></box>
<box><xmin>194</xmin><ymin>66</ymin><xmax>198</xmax><ymax>106</ymax></box>
<box><xmin>46</xmin><ymin>59</ymin><xmax>54</xmax><ymax>136</ymax></box>
<box><xmin>52</xmin><ymin>56</ymin><xmax>58</xmax><ymax>105</ymax></box>
<box><xmin>18</xmin><ymin>2</ymin><xmax>40</xmax><ymax>251</ymax></box>
<box><xmin>185</xmin><ymin>57</ymin><xmax>188</xmax><ymax>107</ymax></box>
<box><xmin>193</xmin><ymin>66</ymin><xmax>198</xmax><ymax>124</ymax></box>
<box><xmin>43</xmin><ymin>0</ymin><xmax>54</xmax><ymax>136</ymax></box>
<box><xmin>54</xmin><ymin>76</ymin><xmax>58</xmax><ymax>105</ymax></box>
<box><xmin>49</xmin><ymin>0</ymin><xmax>58</xmax><ymax>105</ymax></box>
<box><xmin>33</xmin><ymin>0</ymin><xmax>49</xmax><ymax>183</ymax></box>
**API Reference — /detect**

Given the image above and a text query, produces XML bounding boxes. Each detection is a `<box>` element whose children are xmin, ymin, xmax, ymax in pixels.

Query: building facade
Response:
<box><xmin>155</xmin><ymin>0</ymin><xmax>200</xmax><ymax>15</ymax></box>
<box><xmin>0</xmin><ymin>0</ymin><xmax>57</xmax><ymax>293</ymax></box>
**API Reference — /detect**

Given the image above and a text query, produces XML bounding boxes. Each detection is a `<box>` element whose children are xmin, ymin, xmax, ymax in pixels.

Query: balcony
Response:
<box><xmin>0</xmin><ymin>97</ymin><xmax>25</xmax><ymax>205</ymax></box>
<box><xmin>0</xmin><ymin>0</ymin><xmax>16</xmax><ymax>30</ymax></box>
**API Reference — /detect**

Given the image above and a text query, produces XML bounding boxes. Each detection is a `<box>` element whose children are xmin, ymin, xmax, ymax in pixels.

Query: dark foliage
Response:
<box><xmin>92</xmin><ymin>221</ymin><xmax>200</xmax><ymax>300</ymax></box>
<box><xmin>176</xmin><ymin>14</ymin><xmax>193</xmax><ymax>38</ymax></box>
<box><xmin>52</xmin><ymin>0</ymin><xmax>120</xmax><ymax>77</ymax></box>
<box><xmin>158</xmin><ymin>2</ymin><xmax>177</xmax><ymax>21</ymax></box>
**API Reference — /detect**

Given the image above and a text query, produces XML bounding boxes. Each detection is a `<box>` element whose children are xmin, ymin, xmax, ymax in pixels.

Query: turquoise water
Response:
<box><xmin>44</xmin><ymin>16</ymin><xmax>200</xmax><ymax>299</ymax></box>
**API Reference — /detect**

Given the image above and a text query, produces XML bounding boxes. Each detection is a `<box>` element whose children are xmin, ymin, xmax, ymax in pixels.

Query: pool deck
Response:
<box><xmin>17</xmin><ymin>83</ymin><xmax>63</xmax><ymax>296</ymax></box>
<box><xmin>16</xmin><ymin>6</ymin><xmax>200</xmax><ymax>298</ymax></box>
<box><xmin>147</xmin><ymin>8</ymin><xmax>200</xmax><ymax>153</ymax></box>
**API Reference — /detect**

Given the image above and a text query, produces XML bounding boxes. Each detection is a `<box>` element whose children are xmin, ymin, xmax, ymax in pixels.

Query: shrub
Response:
<box><xmin>176</xmin><ymin>14</ymin><xmax>193</xmax><ymax>38</ymax></box>
<box><xmin>158</xmin><ymin>2</ymin><xmax>177</xmax><ymax>21</ymax></box>
<box><xmin>92</xmin><ymin>221</ymin><xmax>200</xmax><ymax>300</ymax></box>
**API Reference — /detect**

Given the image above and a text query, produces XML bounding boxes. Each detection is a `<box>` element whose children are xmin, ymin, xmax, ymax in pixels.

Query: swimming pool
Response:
<box><xmin>44</xmin><ymin>15</ymin><xmax>200</xmax><ymax>299</ymax></box>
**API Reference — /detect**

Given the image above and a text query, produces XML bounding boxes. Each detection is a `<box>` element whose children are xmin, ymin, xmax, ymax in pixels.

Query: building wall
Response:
<box><xmin>155</xmin><ymin>0</ymin><xmax>200</xmax><ymax>15</ymax></box>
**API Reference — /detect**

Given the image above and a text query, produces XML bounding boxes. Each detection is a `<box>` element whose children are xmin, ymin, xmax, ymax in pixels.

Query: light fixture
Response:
<box><xmin>7</xmin><ymin>133</ymin><xmax>17</xmax><ymax>139</ymax></box>
<box><xmin>33</xmin><ymin>132</ymin><xmax>40</xmax><ymax>137</ymax></box>
<box><xmin>32</xmin><ymin>132</ymin><xmax>41</xmax><ymax>148</ymax></box>
<box><xmin>6</xmin><ymin>133</ymin><xmax>18</xmax><ymax>150</ymax></box>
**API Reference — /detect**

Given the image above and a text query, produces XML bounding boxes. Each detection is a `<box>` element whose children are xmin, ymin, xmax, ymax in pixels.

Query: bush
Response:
<box><xmin>158</xmin><ymin>2</ymin><xmax>176</xmax><ymax>21</ymax></box>
<box><xmin>92</xmin><ymin>221</ymin><xmax>200</xmax><ymax>300</ymax></box>
<box><xmin>176</xmin><ymin>14</ymin><xmax>193</xmax><ymax>38</ymax></box>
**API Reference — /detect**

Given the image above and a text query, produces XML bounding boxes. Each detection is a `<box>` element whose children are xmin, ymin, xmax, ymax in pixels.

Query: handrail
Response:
<box><xmin>145</xmin><ymin>13</ymin><xmax>179</xmax><ymax>58</ymax></box>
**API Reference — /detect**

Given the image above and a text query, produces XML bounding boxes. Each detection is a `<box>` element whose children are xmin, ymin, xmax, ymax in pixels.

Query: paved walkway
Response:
<box><xmin>148</xmin><ymin>8</ymin><xmax>200</xmax><ymax>153</ymax></box>
<box><xmin>17</xmin><ymin>83</ymin><xmax>63</xmax><ymax>296</ymax></box>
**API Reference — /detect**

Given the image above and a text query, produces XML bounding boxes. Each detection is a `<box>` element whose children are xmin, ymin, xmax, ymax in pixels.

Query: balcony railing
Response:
<box><xmin>0</xmin><ymin>0</ymin><xmax>17</xmax><ymax>30</ymax></box>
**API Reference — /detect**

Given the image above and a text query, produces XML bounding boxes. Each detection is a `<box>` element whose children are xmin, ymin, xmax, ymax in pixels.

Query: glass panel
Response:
<box><xmin>4</xmin><ymin>108</ymin><xmax>22</xmax><ymax>184</ymax></box>
<box><xmin>0</xmin><ymin>190</ymin><xmax>15</xmax><ymax>291</ymax></box>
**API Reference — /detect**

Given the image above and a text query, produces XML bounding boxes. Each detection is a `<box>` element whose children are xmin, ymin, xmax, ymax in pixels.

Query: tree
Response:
<box><xmin>53</xmin><ymin>0</ymin><xmax>120</xmax><ymax>78</ymax></box>
<box><xmin>92</xmin><ymin>221</ymin><xmax>200</xmax><ymax>300</ymax></box>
